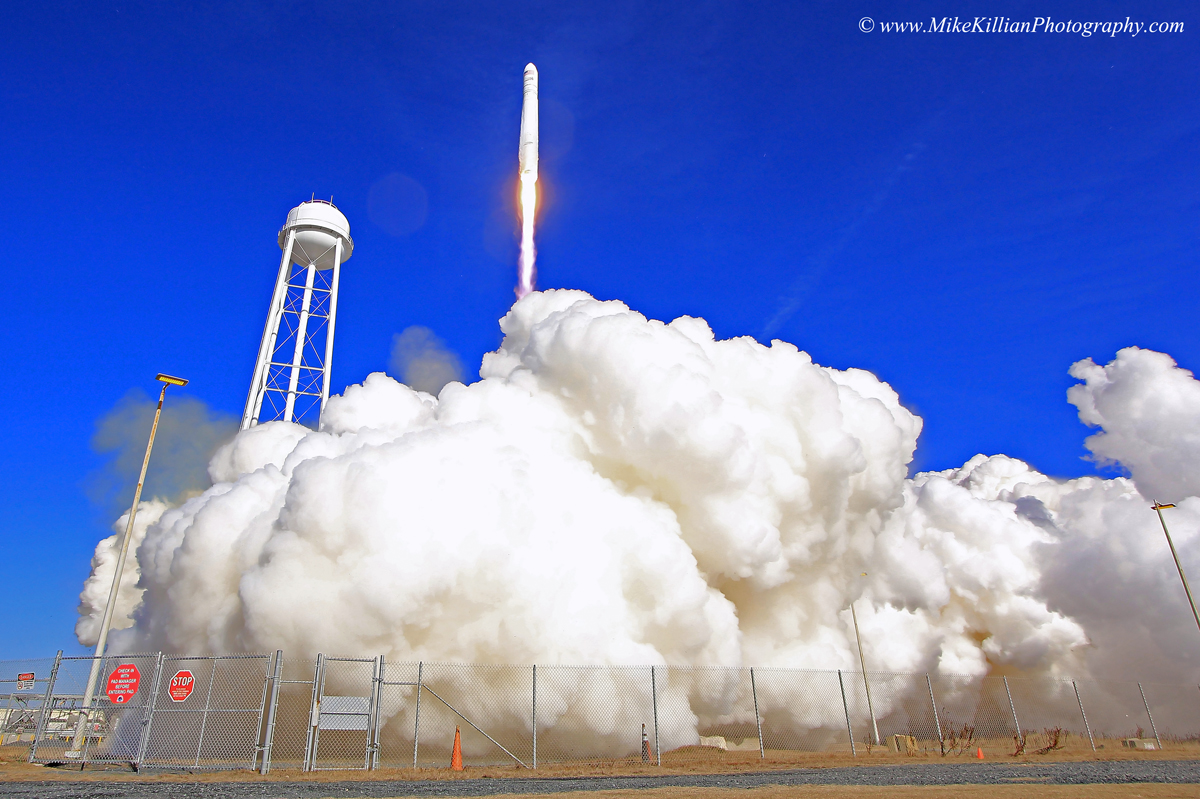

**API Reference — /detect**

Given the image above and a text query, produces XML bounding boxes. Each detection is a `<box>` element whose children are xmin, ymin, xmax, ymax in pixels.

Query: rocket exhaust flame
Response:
<box><xmin>517</xmin><ymin>63</ymin><xmax>539</xmax><ymax>299</ymax></box>
<box><xmin>518</xmin><ymin>176</ymin><xmax>536</xmax><ymax>299</ymax></box>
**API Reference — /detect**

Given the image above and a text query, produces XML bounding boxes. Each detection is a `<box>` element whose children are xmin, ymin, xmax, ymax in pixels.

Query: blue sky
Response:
<box><xmin>1</xmin><ymin>1</ymin><xmax>1196</xmax><ymax>658</ymax></box>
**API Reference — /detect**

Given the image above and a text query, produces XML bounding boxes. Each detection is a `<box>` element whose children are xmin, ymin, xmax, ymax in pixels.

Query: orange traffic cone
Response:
<box><xmin>976</xmin><ymin>747</ymin><xmax>984</xmax><ymax>759</ymax></box>
<box><xmin>451</xmin><ymin>726</ymin><xmax>463</xmax><ymax>771</ymax></box>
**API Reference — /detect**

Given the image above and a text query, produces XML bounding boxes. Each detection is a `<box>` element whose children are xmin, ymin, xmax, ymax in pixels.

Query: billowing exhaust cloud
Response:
<box><xmin>77</xmin><ymin>291</ymin><xmax>1200</xmax><ymax>741</ymax></box>
<box><xmin>78</xmin><ymin>391</ymin><xmax>236</xmax><ymax>647</ymax></box>
<box><xmin>87</xmin><ymin>390</ymin><xmax>237</xmax><ymax>514</ymax></box>
<box><xmin>76</xmin><ymin>500</ymin><xmax>169</xmax><ymax>647</ymax></box>
<box><xmin>1068</xmin><ymin>347</ymin><xmax>1200</xmax><ymax>503</ymax></box>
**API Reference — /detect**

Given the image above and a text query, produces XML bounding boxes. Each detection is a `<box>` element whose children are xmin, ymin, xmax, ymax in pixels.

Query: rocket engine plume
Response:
<box><xmin>517</xmin><ymin>63</ymin><xmax>539</xmax><ymax>298</ymax></box>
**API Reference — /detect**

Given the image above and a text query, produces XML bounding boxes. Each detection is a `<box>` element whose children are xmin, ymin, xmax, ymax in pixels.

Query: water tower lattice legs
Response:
<box><xmin>242</xmin><ymin>201</ymin><xmax>351</xmax><ymax>430</ymax></box>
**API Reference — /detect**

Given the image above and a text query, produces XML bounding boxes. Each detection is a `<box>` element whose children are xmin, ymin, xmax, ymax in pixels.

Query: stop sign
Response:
<box><xmin>104</xmin><ymin>663</ymin><xmax>141</xmax><ymax>704</ymax></box>
<box><xmin>168</xmin><ymin>670</ymin><xmax>195</xmax><ymax>702</ymax></box>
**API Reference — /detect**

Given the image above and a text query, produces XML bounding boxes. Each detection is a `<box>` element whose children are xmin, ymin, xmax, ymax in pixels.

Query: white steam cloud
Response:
<box><xmin>1068</xmin><ymin>347</ymin><xmax>1200</xmax><ymax>503</ymax></box>
<box><xmin>78</xmin><ymin>292</ymin><xmax>1200</xmax><ymax>742</ymax></box>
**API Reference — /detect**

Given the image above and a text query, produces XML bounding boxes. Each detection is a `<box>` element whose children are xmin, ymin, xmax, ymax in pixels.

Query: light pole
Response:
<box><xmin>850</xmin><ymin>601</ymin><xmax>881</xmax><ymax>747</ymax></box>
<box><xmin>1151</xmin><ymin>501</ymin><xmax>1200</xmax><ymax>635</ymax></box>
<box><xmin>68</xmin><ymin>373</ymin><xmax>188</xmax><ymax>757</ymax></box>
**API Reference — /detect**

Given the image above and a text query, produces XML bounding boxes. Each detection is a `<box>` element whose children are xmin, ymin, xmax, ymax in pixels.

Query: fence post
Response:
<box><xmin>29</xmin><ymin>650</ymin><xmax>62</xmax><ymax>763</ymax></box>
<box><xmin>250</xmin><ymin>655</ymin><xmax>272</xmax><ymax>773</ymax></box>
<box><xmin>1002</xmin><ymin>676</ymin><xmax>1023</xmax><ymax>747</ymax></box>
<box><xmin>259</xmin><ymin>650</ymin><xmax>283</xmax><ymax>774</ymax></box>
<box><xmin>1138</xmin><ymin>682</ymin><xmax>1162</xmax><ymax>750</ymax></box>
<box><xmin>531</xmin><ymin>664</ymin><xmax>537</xmax><ymax>769</ymax></box>
<box><xmin>651</xmin><ymin>666</ymin><xmax>660</xmax><ymax>766</ymax></box>
<box><xmin>192</xmin><ymin>657</ymin><xmax>220</xmax><ymax>768</ymax></box>
<box><xmin>367</xmin><ymin>654</ymin><xmax>384</xmax><ymax>770</ymax></box>
<box><xmin>412</xmin><ymin>661</ymin><xmax>423</xmax><ymax>769</ymax></box>
<box><xmin>1072</xmin><ymin>680</ymin><xmax>1095</xmax><ymax>752</ymax></box>
<box><xmin>135</xmin><ymin>653</ymin><xmax>165</xmax><ymax>769</ymax></box>
<box><xmin>362</xmin><ymin>652</ymin><xmax>381</xmax><ymax>767</ymax></box>
<box><xmin>838</xmin><ymin>670</ymin><xmax>855</xmax><ymax>757</ymax></box>
<box><xmin>925</xmin><ymin>673</ymin><xmax>943</xmax><ymax>754</ymax></box>
<box><xmin>750</xmin><ymin>667</ymin><xmax>764</xmax><ymax>759</ymax></box>
<box><xmin>303</xmin><ymin>654</ymin><xmax>324</xmax><ymax>772</ymax></box>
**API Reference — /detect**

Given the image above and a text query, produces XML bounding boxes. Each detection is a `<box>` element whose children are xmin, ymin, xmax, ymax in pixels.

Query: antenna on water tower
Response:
<box><xmin>242</xmin><ymin>199</ymin><xmax>353</xmax><ymax>430</ymax></box>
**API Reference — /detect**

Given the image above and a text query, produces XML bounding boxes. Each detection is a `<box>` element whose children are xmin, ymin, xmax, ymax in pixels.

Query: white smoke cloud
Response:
<box><xmin>78</xmin><ymin>390</ymin><xmax>236</xmax><ymax>647</ymax></box>
<box><xmin>1068</xmin><ymin>346</ymin><xmax>1200</xmax><ymax>503</ymax></box>
<box><xmin>77</xmin><ymin>291</ymin><xmax>1200</xmax><ymax>745</ymax></box>
<box><xmin>75</xmin><ymin>500</ymin><xmax>169</xmax><ymax>647</ymax></box>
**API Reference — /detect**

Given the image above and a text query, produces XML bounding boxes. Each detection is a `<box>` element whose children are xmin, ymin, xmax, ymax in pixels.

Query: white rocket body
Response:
<box><xmin>519</xmin><ymin>63</ymin><xmax>539</xmax><ymax>182</ymax></box>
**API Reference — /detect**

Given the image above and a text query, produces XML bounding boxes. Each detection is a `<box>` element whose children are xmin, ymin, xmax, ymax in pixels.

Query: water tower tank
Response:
<box><xmin>278</xmin><ymin>199</ymin><xmax>354</xmax><ymax>270</ymax></box>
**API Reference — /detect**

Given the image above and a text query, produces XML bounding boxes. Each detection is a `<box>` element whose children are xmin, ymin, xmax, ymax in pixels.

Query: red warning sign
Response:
<box><xmin>168</xmin><ymin>669</ymin><xmax>195</xmax><ymax>702</ymax></box>
<box><xmin>105</xmin><ymin>663</ymin><xmax>141</xmax><ymax>704</ymax></box>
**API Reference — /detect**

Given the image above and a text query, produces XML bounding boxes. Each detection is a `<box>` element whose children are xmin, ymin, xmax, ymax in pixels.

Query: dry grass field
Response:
<box><xmin>2</xmin><ymin>734</ymin><xmax>1199</xmax><ymax>785</ymax></box>
<box><xmin>449</xmin><ymin>787</ymin><xmax>1200</xmax><ymax>799</ymax></box>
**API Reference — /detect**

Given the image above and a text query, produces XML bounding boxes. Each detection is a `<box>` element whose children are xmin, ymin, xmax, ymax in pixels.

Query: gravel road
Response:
<box><xmin>2</xmin><ymin>761</ymin><xmax>1199</xmax><ymax>799</ymax></box>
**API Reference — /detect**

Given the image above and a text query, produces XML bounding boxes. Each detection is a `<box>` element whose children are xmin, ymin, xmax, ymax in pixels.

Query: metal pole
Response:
<box><xmin>136</xmin><ymin>653</ymin><xmax>165</xmax><ymax>768</ymax></box>
<box><xmin>850</xmin><ymin>603</ymin><xmax>880</xmax><ymax>745</ymax></box>
<box><xmin>1138</xmin><ymin>682</ymin><xmax>1162</xmax><ymax>750</ymax></box>
<box><xmin>283</xmin><ymin>263</ymin><xmax>318</xmax><ymax>423</ymax></box>
<box><xmin>193</xmin><ymin>658</ymin><xmax>219</xmax><ymax>768</ymax></box>
<box><xmin>1152</xmin><ymin>502</ymin><xmax>1200</xmax><ymax>635</ymax></box>
<box><xmin>29</xmin><ymin>650</ymin><xmax>62</xmax><ymax>762</ymax></box>
<box><xmin>651</xmin><ymin>666</ymin><xmax>660</xmax><ymax>766</ymax></box>
<box><xmin>412</xmin><ymin>661</ymin><xmax>422</xmax><ymax>769</ymax></box>
<box><xmin>319</xmin><ymin>239</ymin><xmax>343</xmax><ymax>421</ymax></box>
<box><xmin>244</xmin><ymin>230</ymin><xmax>296</xmax><ymax>428</ymax></box>
<box><xmin>1003</xmin><ymin>676</ymin><xmax>1022</xmax><ymax>747</ymax></box>
<box><xmin>260</xmin><ymin>650</ymin><xmax>283</xmax><ymax>775</ymax></box>
<box><xmin>367</xmin><ymin>655</ymin><xmax>383</xmax><ymax>770</ymax></box>
<box><xmin>750</xmin><ymin>667</ymin><xmax>764</xmax><ymax>759</ymax></box>
<box><xmin>1073</xmin><ymin>681</ymin><xmax>1095</xmax><ymax>752</ymax></box>
<box><xmin>926</xmin><ymin>674</ymin><xmax>943</xmax><ymax>754</ymax></box>
<box><xmin>71</xmin><ymin>381</ymin><xmax>172</xmax><ymax>755</ymax></box>
<box><xmin>531</xmin><ymin>665</ymin><xmax>537</xmax><ymax>769</ymax></box>
<box><xmin>838</xmin><ymin>670</ymin><xmax>856</xmax><ymax>757</ymax></box>
<box><xmin>303</xmin><ymin>654</ymin><xmax>323</xmax><ymax>772</ymax></box>
<box><xmin>312</xmin><ymin>655</ymin><xmax>327</xmax><ymax>770</ymax></box>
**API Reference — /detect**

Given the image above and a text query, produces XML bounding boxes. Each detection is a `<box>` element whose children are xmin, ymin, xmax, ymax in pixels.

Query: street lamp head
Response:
<box><xmin>156</xmin><ymin>374</ymin><xmax>189</xmax><ymax>387</ymax></box>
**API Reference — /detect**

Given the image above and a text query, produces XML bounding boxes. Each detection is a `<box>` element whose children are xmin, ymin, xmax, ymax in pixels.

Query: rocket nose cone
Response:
<box><xmin>524</xmin><ymin>63</ymin><xmax>538</xmax><ymax>77</ymax></box>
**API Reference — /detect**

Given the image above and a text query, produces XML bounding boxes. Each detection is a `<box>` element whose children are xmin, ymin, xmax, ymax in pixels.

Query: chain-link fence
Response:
<box><xmin>4</xmin><ymin>652</ymin><xmax>1197</xmax><ymax>770</ymax></box>
<box><xmin>0</xmin><ymin>656</ymin><xmax>58</xmax><ymax>747</ymax></box>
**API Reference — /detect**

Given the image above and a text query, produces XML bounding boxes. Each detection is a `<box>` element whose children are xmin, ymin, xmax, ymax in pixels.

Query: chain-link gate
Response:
<box><xmin>29</xmin><ymin>653</ymin><xmax>164</xmax><ymax>764</ymax></box>
<box><xmin>302</xmin><ymin>654</ymin><xmax>383</xmax><ymax>770</ymax></box>
<box><xmin>27</xmin><ymin>653</ymin><xmax>274</xmax><ymax>770</ymax></box>
<box><xmin>138</xmin><ymin>654</ymin><xmax>275</xmax><ymax>769</ymax></box>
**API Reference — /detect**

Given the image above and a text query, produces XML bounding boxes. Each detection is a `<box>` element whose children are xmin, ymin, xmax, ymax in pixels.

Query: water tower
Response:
<box><xmin>241</xmin><ymin>199</ymin><xmax>353</xmax><ymax>430</ymax></box>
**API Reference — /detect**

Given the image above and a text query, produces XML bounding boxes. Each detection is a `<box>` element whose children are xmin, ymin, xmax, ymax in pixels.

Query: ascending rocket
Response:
<box><xmin>519</xmin><ymin>63</ymin><xmax>538</xmax><ymax>182</ymax></box>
